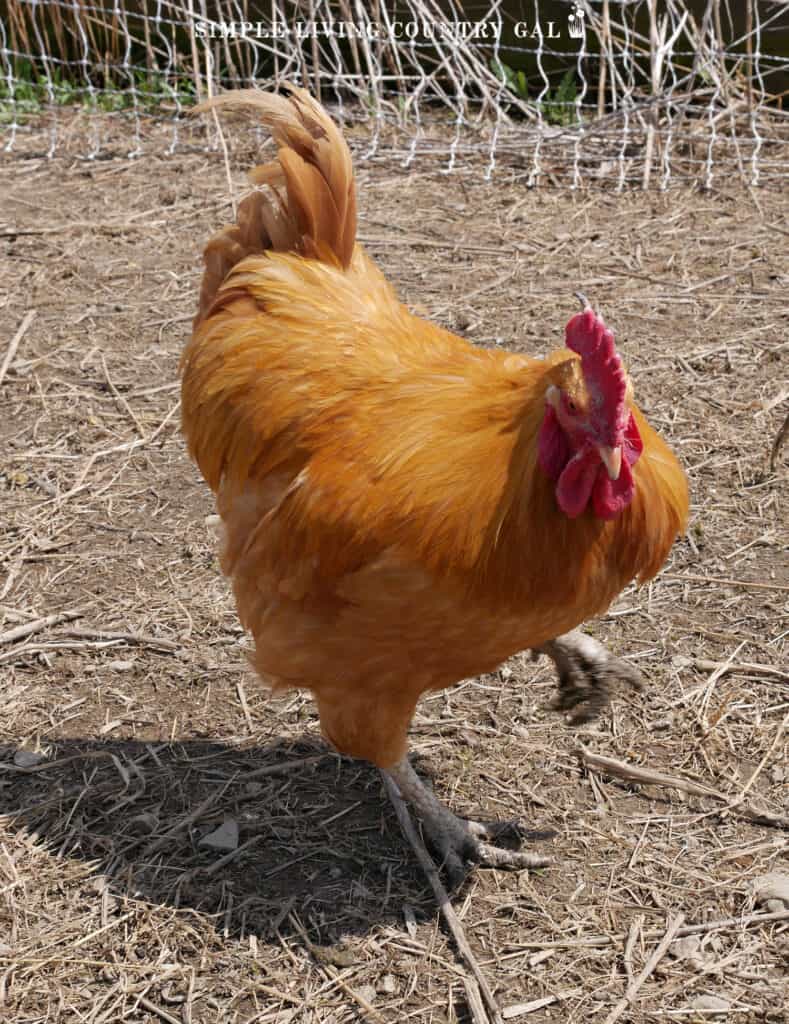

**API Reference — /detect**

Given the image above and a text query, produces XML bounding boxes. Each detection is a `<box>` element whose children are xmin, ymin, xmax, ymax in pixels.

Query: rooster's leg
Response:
<box><xmin>537</xmin><ymin>628</ymin><xmax>643</xmax><ymax>723</ymax></box>
<box><xmin>383</xmin><ymin>755</ymin><xmax>551</xmax><ymax>884</ymax></box>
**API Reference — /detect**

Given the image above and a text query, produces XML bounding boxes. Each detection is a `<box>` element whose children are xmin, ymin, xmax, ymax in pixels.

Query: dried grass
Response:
<box><xmin>0</xmin><ymin>110</ymin><xmax>787</xmax><ymax>1023</ymax></box>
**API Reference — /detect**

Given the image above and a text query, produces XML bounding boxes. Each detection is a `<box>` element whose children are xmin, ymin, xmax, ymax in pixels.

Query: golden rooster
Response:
<box><xmin>181</xmin><ymin>87</ymin><xmax>689</xmax><ymax>880</ymax></box>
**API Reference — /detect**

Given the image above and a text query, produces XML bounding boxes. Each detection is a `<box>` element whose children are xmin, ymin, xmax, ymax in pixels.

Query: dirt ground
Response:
<box><xmin>1</xmin><ymin>110</ymin><xmax>787</xmax><ymax>1023</ymax></box>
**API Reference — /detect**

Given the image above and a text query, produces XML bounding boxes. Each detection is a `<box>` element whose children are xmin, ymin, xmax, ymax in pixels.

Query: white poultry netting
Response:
<box><xmin>1</xmin><ymin>0</ymin><xmax>788</xmax><ymax>188</ymax></box>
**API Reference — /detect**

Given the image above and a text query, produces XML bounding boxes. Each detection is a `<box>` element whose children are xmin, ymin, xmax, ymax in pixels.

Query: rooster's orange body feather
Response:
<box><xmin>181</xmin><ymin>88</ymin><xmax>688</xmax><ymax>768</ymax></box>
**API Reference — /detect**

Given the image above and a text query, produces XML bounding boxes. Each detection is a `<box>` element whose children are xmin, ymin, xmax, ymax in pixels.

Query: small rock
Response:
<box><xmin>160</xmin><ymin>983</ymin><xmax>185</xmax><ymax>1005</ymax></box>
<box><xmin>670</xmin><ymin>936</ymin><xmax>701</xmax><ymax>960</ymax></box>
<box><xmin>108</xmin><ymin>660</ymin><xmax>135</xmax><ymax>672</ymax></box>
<box><xmin>204</xmin><ymin>514</ymin><xmax>223</xmax><ymax>541</ymax></box>
<box><xmin>13</xmin><ymin>749</ymin><xmax>46</xmax><ymax>768</ymax></box>
<box><xmin>689</xmin><ymin>994</ymin><xmax>731</xmax><ymax>1015</ymax></box>
<box><xmin>354</xmin><ymin>984</ymin><xmax>377</xmax><ymax>1005</ymax></box>
<box><xmin>311</xmin><ymin>943</ymin><xmax>357</xmax><ymax>968</ymax></box>
<box><xmin>379</xmin><ymin>974</ymin><xmax>397</xmax><ymax>995</ymax></box>
<box><xmin>199</xmin><ymin>819</ymin><xmax>239</xmax><ymax>852</ymax></box>
<box><xmin>670</xmin><ymin>935</ymin><xmax>706</xmax><ymax>971</ymax></box>
<box><xmin>403</xmin><ymin>904</ymin><xmax>418</xmax><ymax>937</ymax></box>
<box><xmin>0</xmin><ymin>942</ymin><xmax>12</xmax><ymax>956</ymax></box>
<box><xmin>750</xmin><ymin>872</ymin><xmax>789</xmax><ymax>909</ymax></box>
<box><xmin>127</xmin><ymin>812</ymin><xmax>159</xmax><ymax>835</ymax></box>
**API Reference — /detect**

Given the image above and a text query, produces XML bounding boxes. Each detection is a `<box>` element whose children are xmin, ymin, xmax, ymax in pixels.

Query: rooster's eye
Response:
<box><xmin>566</xmin><ymin>399</ymin><xmax>578</xmax><ymax>414</ymax></box>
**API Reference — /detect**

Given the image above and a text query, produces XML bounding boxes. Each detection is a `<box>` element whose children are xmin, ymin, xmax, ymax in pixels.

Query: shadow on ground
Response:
<box><xmin>0</xmin><ymin>737</ymin><xmax>444</xmax><ymax>948</ymax></box>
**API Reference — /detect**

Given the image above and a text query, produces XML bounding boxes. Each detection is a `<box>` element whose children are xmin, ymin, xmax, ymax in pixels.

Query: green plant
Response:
<box><xmin>0</xmin><ymin>61</ymin><xmax>199</xmax><ymax>125</ymax></box>
<box><xmin>541</xmin><ymin>68</ymin><xmax>579</xmax><ymax>126</ymax></box>
<box><xmin>490</xmin><ymin>61</ymin><xmax>579</xmax><ymax>126</ymax></box>
<box><xmin>490</xmin><ymin>57</ymin><xmax>528</xmax><ymax>100</ymax></box>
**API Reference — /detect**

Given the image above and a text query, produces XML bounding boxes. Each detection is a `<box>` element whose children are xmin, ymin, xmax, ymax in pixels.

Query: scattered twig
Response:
<box><xmin>689</xmin><ymin>659</ymin><xmax>788</xmax><ymax>683</ymax></box>
<box><xmin>142</xmin><ymin>781</ymin><xmax>233</xmax><ymax>858</ymax></box>
<box><xmin>603</xmin><ymin>913</ymin><xmax>685</xmax><ymax>1024</ymax></box>
<box><xmin>431</xmin><ymin>267</ymin><xmax>520</xmax><ymax>318</ymax></box>
<box><xmin>623</xmin><ymin>915</ymin><xmax>643</xmax><ymax>985</ymax></box>
<box><xmin>288</xmin><ymin>912</ymin><xmax>386</xmax><ymax>1024</ymax></box>
<box><xmin>0</xmin><ymin>309</ymin><xmax>36</xmax><ymax>386</ymax></box>
<box><xmin>733</xmin><ymin>713</ymin><xmax>787</xmax><ymax>804</ymax></box>
<box><xmin>0</xmin><ymin>607</ymin><xmax>87</xmax><ymax>646</ymax></box>
<box><xmin>576</xmin><ymin>746</ymin><xmax>789</xmax><ymax>830</ymax></box>
<box><xmin>672</xmin><ymin>909</ymin><xmax>789</xmax><ymax>936</ymax></box>
<box><xmin>502</xmin><ymin>990</ymin><xmax>581</xmax><ymax>1019</ymax></box>
<box><xmin>357</xmin><ymin>234</ymin><xmax>518</xmax><ymax>256</ymax></box>
<box><xmin>503</xmin><ymin>909</ymin><xmax>789</xmax><ymax>954</ymax></box>
<box><xmin>56</xmin><ymin>626</ymin><xmax>181</xmax><ymax>654</ymax></box>
<box><xmin>53</xmin><ymin>399</ymin><xmax>180</xmax><ymax>505</ymax></box>
<box><xmin>663</xmin><ymin>573</ymin><xmax>789</xmax><ymax>593</ymax></box>
<box><xmin>236</xmin><ymin>680</ymin><xmax>254</xmax><ymax>732</ymax></box>
<box><xmin>321</xmin><ymin>964</ymin><xmax>386</xmax><ymax>1024</ymax></box>
<box><xmin>683</xmin><ymin>262</ymin><xmax>761</xmax><ymax>293</ymax></box>
<box><xmin>768</xmin><ymin>406</ymin><xmax>789</xmax><ymax>474</ymax></box>
<box><xmin>18</xmin><ymin>912</ymin><xmax>136</xmax><ymax>971</ymax></box>
<box><xmin>235</xmin><ymin>754</ymin><xmax>331</xmax><ymax>783</ymax></box>
<box><xmin>0</xmin><ymin>222</ymin><xmax>166</xmax><ymax>237</ymax></box>
<box><xmin>198</xmin><ymin>835</ymin><xmax>261</xmax><ymax>878</ymax></box>
<box><xmin>99</xmin><ymin>351</ymin><xmax>146</xmax><ymax>439</ymax></box>
<box><xmin>0</xmin><ymin>749</ymin><xmax>115</xmax><ymax>775</ymax></box>
<box><xmin>463</xmin><ymin>978</ymin><xmax>490</xmax><ymax>1024</ymax></box>
<box><xmin>0</xmin><ymin>639</ymin><xmax>135</xmax><ymax>666</ymax></box>
<box><xmin>136</xmin><ymin>996</ymin><xmax>182</xmax><ymax>1024</ymax></box>
<box><xmin>382</xmin><ymin>774</ymin><xmax>502</xmax><ymax>1024</ymax></box>
<box><xmin>696</xmin><ymin>641</ymin><xmax>745</xmax><ymax>729</ymax></box>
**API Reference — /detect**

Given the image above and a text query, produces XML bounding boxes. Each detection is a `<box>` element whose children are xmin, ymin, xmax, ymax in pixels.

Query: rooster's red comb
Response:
<box><xmin>565</xmin><ymin>302</ymin><xmax>628</xmax><ymax>443</ymax></box>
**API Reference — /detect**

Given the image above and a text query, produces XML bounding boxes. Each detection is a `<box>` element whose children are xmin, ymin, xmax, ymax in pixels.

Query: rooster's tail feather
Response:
<box><xmin>193</xmin><ymin>86</ymin><xmax>356</xmax><ymax>327</ymax></box>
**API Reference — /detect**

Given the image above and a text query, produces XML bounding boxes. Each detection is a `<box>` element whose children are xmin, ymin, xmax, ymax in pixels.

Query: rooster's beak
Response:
<box><xmin>597</xmin><ymin>445</ymin><xmax>622</xmax><ymax>481</ymax></box>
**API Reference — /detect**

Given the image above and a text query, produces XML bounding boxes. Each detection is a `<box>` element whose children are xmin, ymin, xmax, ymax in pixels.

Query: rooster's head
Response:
<box><xmin>538</xmin><ymin>300</ymin><xmax>643</xmax><ymax>520</ymax></box>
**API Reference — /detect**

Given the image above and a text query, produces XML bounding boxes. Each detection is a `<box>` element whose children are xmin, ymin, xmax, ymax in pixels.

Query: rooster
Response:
<box><xmin>181</xmin><ymin>87</ymin><xmax>689</xmax><ymax>880</ymax></box>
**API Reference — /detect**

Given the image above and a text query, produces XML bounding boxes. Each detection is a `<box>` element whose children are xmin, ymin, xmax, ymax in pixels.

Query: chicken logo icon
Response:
<box><xmin>568</xmin><ymin>4</ymin><xmax>585</xmax><ymax>40</ymax></box>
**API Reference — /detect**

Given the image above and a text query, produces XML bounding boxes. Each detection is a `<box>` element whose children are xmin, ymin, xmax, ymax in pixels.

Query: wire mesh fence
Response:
<box><xmin>1</xmin><ymin>0</ymin><xmax>788</xmax><ymax>188</ymax></box>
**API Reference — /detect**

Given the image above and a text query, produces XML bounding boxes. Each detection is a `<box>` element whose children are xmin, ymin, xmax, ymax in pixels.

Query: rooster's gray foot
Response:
<box><xmin>383</xmin><ymin>756</ymin><xmax>552</xmax><ymax>886</ymax></box>
<box><xmin>537</xmin><ymin>629</ymin><xmax>643</xmax><ymax>724</ymax></box>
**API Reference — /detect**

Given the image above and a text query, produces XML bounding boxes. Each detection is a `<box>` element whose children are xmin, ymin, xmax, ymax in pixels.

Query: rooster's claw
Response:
<box><xmin>537</xmin><ymin>629</ymin><xmax>644</xmax><ymax>724</ymax></box>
